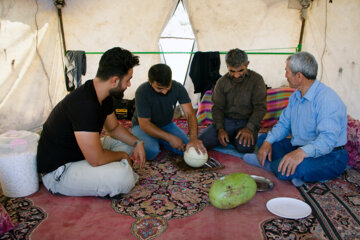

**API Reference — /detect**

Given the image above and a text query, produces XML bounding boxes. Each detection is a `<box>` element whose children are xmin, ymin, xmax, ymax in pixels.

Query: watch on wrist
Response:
<box><xmin>133</xmin><ymin>140</ymin><xmax>143</xmax><ymax>147</ymax></box>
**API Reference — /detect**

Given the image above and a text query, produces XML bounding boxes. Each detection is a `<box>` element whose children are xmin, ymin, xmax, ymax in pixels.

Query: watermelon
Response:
<box><xmin>209</xmin><ymin>172</ymin><xmax>257</xmax><ymax>209</ymax></box>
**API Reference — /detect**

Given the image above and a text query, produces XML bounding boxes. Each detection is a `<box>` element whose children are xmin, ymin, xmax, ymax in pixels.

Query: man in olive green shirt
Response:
<box><xmin>199</xmin><ymin>48</ymin><xmax>267</xmax><ymax>153</ymax></box>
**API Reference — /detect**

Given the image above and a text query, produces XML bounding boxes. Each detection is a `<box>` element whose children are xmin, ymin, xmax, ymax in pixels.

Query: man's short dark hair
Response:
<box><xmin>148</xmin><ymin>63</ymin><xmax>172</xmax><ymax>86</ymax></box>
<box><xmin>225</xmin><ymin>48</ymin><xmax>248</xmax><ymax>67</ymax></box>
<box><xmin>96</xmin><ymin>47</ymin><xmax>139</xmax><ymax>81</ymax></box>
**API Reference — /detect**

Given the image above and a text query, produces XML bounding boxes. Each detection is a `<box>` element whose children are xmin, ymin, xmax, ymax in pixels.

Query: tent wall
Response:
<box><xmin>186</xmin><ymin>0</ymin><xmax>301</xmax><ymax>88</ymax></box>
<box><xmin>61</xmin><ymin>0</ymin><xmax>178</xmax><ymax>99</ymax></box>
<box><xmin>0</xmin><ymin>0</ymin><xmax>359</xmax><ymax>134</ymax></box>
<box><xmin>303</xmin><ymin>0</ymin><xmax>360</xmax><ymax>120</ymax></box>
<box><xmin>0</xmin><ymin>0</ymin><xmax>67</xmax><ymax>134</ymax></box>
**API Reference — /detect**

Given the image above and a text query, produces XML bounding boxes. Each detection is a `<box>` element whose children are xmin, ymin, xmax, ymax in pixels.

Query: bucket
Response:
<box><xmin>0</xmin><ymin>130</ymin><xmax>40</xmax><ymax>197</ymax></box>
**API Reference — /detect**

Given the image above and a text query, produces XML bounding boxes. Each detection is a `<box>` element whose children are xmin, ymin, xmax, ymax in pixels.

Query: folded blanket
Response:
<box><xmin>196</xmin><ymin>87</ymin><xmax>296</xmax><ymax>129</ymax></box>
<box><xmin>196</xmin><ymin>90</ymin><xmax>213</xmax><ymax>126</ymax></box>
<box><xmin>261</xmin><ymin>87</ymin><xmax>295</xmax><ymax>128</ymax></box>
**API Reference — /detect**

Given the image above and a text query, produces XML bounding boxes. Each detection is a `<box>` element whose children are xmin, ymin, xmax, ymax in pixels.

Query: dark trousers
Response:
<box><xmin>199</xmin><ymin>118</ymin><xmax>258</xmax><ymax>153</ymax></box>
<box><xmin>257</xmin><ymin>134</ymin><xmax>348</xmax><ymax>182</ymax></box>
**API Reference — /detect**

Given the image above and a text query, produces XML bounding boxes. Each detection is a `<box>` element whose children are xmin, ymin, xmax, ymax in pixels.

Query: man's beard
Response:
<box><xmin>109</xmin><ymin>88</ymin><xmax>125</xmax><ymax>99</ymax></box>
<box><xmin>230</xmin><ymin>75</ymin><xmax>245</xmax><ymax>81</ymax></box>
<box><xmin>155</xmin><ymin>91</ymin><xmax>168</xmax><ymax>96</ymax></box>
<box><xmin>154</xmin><ymin>87</ymin><xmax>172</xmax><ymax>96</ymax></box>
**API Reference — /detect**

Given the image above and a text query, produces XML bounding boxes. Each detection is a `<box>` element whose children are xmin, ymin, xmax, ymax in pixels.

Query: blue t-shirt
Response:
<box><xmin>132</xmin><ymin>81</ymin><xmax>191</xmax><ymax>127</ymax></box>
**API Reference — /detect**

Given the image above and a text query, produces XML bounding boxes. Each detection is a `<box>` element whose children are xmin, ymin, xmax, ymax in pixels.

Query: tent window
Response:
<box><xmin>159</xmin><ymin>0</ymin><xmax>195</xmax><ymax>85</ymax></box>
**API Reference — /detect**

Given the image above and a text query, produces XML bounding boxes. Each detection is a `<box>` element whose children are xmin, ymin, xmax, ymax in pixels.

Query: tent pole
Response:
<box><xmin>297</xmin><ymin>18</ymin><xmax>305</xmax><ymax>52</ymax></box>
<box><xmin>57</xmin><ymin>8</ymin><xmax>67</xmax><ymax>53</ymax></box>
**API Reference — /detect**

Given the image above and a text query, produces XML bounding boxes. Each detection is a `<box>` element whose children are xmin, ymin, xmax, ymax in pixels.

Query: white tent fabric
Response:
<box><xmin>0</xmin><ymin>0</ymin><xmax>359</xmax><ymax>134</ymax></box>
<box><xmin>303</xmin><ymin>0</ymin><xmax>360</xmax><ymax>122</ymax></box>
<box><xmin>0</xmin><ymin>0</ymin><xmax>67</xmax><ymax>133</ymax></box>
<box><xmin>61</xmin><ymin>0</ymin><xmax>178</xmax><ymax>98</ymax></box>
<box><xmin>186</xmin><ymin>0</ymin><xmax>302</xmax><ymax>88</ymax></box>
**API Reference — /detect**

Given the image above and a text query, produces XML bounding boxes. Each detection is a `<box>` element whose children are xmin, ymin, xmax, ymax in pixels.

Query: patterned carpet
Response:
<box><xmin>0</xmin><ymin>192</ymin><xmax>46</xmax><ymax>240</ymax></box>
<box><xmin>0</xmin><ymin>119</ymin><xmax>359</xmax><ymax>239</ymax></box>
<box><xmin>111</xmin><ymin>151</ymin><xmax>223</xmax><ymax>240</ymax></box>
<box><xmin>297</xmin><ymin>168</ymin><xmax>360</xmax><ymax>240</ymax></box>
<box><xmin>261</xmin><ymin>168</ymin><xmax>360</xmax><ymax>240</ymax></box>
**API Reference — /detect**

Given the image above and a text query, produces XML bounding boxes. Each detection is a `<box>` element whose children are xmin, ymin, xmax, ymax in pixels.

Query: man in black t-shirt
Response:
<box><xmin>37</xmin><ymin>47</ymin><xmax>145</xmax><ymax>197</ymax></box>
<box><xmin>131</xmin><ymin>63</ymin><xmax>206</xmax><ymax>160</ymax></box>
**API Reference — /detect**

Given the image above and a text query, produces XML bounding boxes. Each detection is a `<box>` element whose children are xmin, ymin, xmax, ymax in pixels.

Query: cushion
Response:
<box><xmin>0</xmin><ymin>204</ymin><xmax>14</xmax><ymax>234</ymax></box>
<box><xmin>196</xmin><ymin>90</ymin><xmax>213</xmax><ymax>126</ymax></box>
<box><xmin>260</xmin><ymin>87</ymin><xmax>295</xmax><ymax>128</ymax></box>
<box><xmin>345</xmin><ymin>115</ymin><xmax>360</xmax><ymax>170</ymax></box>
<box><xmin>196</xmin><ymin>87</ymin><xmax>296</xmax><ymax>129</ymax></box>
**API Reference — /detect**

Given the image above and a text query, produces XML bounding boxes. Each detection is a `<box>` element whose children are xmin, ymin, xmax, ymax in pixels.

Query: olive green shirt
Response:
<box><xmin>212</xmin><ymin>69</ymin><xmax>267</xmax><ymax>132</ymax></box>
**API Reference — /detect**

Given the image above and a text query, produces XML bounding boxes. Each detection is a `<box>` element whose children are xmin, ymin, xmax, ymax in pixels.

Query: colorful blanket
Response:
<box><xmin>196</xmin><ymin>90</ymin><xmax>214</xmax><ymax>126</ymax></box>
<box><xmin>195</xmin><ymin>87</ymin><xmax>296</xmax><ymax>129</ymax></box>
<box><xmin>345</xmin><ymin>115</ymin><xmax>360</xmax><ymax>170</ymax></box>
<box><xmin>261</xmin><ymin>87</ymin><xmax>295</xmax><ymax>128</ymax></box>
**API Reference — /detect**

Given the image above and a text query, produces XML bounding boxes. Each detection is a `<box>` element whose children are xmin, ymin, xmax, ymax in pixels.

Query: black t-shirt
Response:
<box><xmin>132</xmin><ymin>81</ymin><xmax>191</xmax><ymax>127</ymax></box>
<box><xmin>37</xmin><ymin>80</ymin><xmax>113</xmax><ymax>173</ymax></box>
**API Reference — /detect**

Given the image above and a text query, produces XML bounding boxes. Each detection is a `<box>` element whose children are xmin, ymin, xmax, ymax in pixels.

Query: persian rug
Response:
<box><xmin>0</xmin><ymin>189</ymin><xmax>47</xmax><ymax>240</ymax></box>
<box><xmin>297</xmin><ymin>168</ymin><xmax>360</xmax><ymax>240</ymax></box>
<box><xmin>111</xmin><ymin>151</ymin><xmax>223</xmax><ymax>240</ymax></box>
<box><xmin>261</xmin><ymin>168</ymin><xmax>360</xmax><ymax>240</ymax></box>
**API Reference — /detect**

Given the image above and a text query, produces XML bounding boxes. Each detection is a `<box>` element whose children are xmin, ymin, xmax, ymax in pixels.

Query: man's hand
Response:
<box><xmin>235</xmin><ymin>128</ymin><xmax>254</xmax><ymax>147</ymax></box>
<box><xmin>131</xmin><ymin>141</ymin><xmax>146</xmax><ymax>169</ymax></box>
<box><xmin>169</xmin><ymin>135</ymin><xmax>186</xmax><ymax>151</ymax></box>
<box><xmin>257</xmin><ymin>141</ymin><xmax>272</xmax><ymax>167</ymax></box>
<box><xmin>186</xmin><ymin>138</ymin><xmax>207</xmax><ymax>154</ymax></box>
<box><xmin>278</xmin><ymin>148</ymin><xmax>306</xmax><ymax>177</ymax></box>
<box><xmin>217</xmin><ymin>129</ymin><xmax>229</xmax><ymax>146</ymax></box>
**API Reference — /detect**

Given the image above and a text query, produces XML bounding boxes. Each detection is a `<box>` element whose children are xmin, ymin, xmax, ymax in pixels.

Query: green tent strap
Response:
<box><xmin>85</xmin><ymin>47</ymin><xmax>297</xmax><ymax>55</ymax></box>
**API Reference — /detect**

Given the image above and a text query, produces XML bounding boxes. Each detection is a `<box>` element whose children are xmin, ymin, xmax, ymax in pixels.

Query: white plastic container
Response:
<box><xmin>0</xmin><ymin>130</ymin><xmax>40</xmax><ymax>197</ymax></box>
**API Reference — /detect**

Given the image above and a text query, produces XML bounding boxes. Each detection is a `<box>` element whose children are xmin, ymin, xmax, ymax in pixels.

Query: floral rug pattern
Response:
<box><xmin>0</xmin><ymin>192</ymin><xmax>47</xmax><ymax>240</ymax></box>
<box><xmin>112</xmin><ymin>151</ymin><xmax>223</xmax><ymax>239</ymax></box>
<box><xmin>261</xmin><ymin>168</ymin><xmax>360</xmax><ymax>240</ymax></box>
<box><xmin>131</xmin><ymin>215</ymin><xmax>167</xmax><ymax>240</ymax></box>
<box><xmin>261</xmin><ymin>215</ymin><xmax>328</xmax><ymax>240</ymax></box>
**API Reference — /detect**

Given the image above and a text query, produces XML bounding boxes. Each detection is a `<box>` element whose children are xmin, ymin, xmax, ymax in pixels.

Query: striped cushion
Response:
<box><xmin>196</xmin><ymin>87</ymin><xmax>296</xmax><ymax>129</ymax></box>
<box><xmin>261</xmin><ymin>87</ymin><xmax>295</xmax><ymax>128</ymax></box>
<box><xmin>196</xmin><ymin>90</ymin><xmax>213</xmax><ymax>126</ymax></box>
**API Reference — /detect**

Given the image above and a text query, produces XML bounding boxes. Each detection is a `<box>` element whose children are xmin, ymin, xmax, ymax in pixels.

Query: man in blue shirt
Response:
<box><xmin>254</xmin><ymin>51</ymin><xmax>348</xmax><ymax>185</ymax></box>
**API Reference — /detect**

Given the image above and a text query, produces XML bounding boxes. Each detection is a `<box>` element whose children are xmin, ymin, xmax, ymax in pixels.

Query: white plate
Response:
<box><xmin>266</xmin><ymin>197</ymin><xmax>312</xmax><ymax>219</ymax></box>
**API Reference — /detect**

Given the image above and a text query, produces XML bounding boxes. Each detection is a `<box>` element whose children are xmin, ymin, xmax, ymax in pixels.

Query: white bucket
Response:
<box><xmin>0</xmin><ymin>130</ymin><xmax>40</xmax><ymax>197</ymax></box>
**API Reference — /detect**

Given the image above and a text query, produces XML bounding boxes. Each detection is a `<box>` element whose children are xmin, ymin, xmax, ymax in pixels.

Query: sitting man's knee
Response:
<box><xmin>110</xmin><ymin>163</ymin><xmax>139</xmax><ymax>194</ymax></box>
<box><xmin>235</xmin><ymin>141</ymin><xmax>255</xmax><ymax>153</ymax></box>
<box><xmin>270</xmin><ymin>159</ymin><xmax>284</xmax><ymax>177</ymax></box>
<box><xmin>146</xmin><ymin>147</ymin><xmax>161</xmax><ymax>160</ymax></box>
<box><xmin>236</xmin><ymin>146</ymin><xmax>255</xmax><ymax>153</ymax></box>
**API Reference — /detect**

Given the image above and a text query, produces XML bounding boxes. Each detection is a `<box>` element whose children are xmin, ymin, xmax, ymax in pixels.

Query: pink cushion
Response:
<box><xmin>0</xmin><ymin>204</ymin><xmax>14</xmax><ymax>234</ymax></box>
<box><xmin>345</xmin><ymin>115</ymin><xmax>360</xmax><ymax>170</ymax></box>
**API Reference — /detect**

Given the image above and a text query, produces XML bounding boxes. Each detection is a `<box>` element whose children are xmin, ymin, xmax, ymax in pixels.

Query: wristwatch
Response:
<box><xmin>133</xmin><ymin>140</ymin><xmax>143</xmax><ymax>147</ymax></box>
